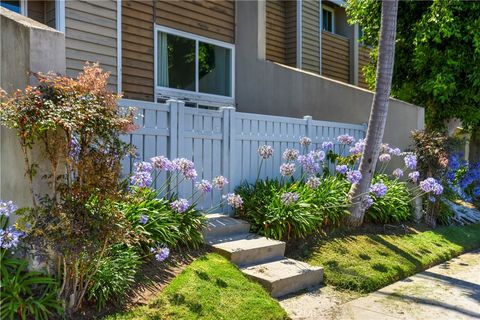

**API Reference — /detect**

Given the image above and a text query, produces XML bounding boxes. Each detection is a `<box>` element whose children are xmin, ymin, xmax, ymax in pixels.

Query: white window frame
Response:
<box><xmin>322</xmin><ymin>6</ymin><xmax>335</xmax><ymax>34</ymax></box>
<box><xmin>154</xmin><ymin>25</ymin><xmax>235</xmax><ymax>106</ymax></box>
<box><xmin>55</xmin><ymin>0</ymin><xmax>65</xmax><ymax>32</ymax></box>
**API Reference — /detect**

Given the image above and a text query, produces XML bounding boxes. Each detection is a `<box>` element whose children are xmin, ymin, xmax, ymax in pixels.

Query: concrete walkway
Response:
<box><xmin>280</xmin><ymin>250</ymin><xmax>480</xmax><ymax>320</ymax></box>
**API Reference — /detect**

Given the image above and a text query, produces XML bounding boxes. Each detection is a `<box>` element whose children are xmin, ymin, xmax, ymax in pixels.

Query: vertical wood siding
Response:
<box><xmin>321</xmin><ymin>31</ymin><xmax>349</xmax><ymax>83</ymax></box>
<box><xmin>266</xmin><ymin>0</ymin><xmax>296</xmax><ymax>67</ymax></box>
<box><xmin>65</xmin><ymin>0</ymin><xmax>118</xmax><ymax>91</ymax></box>
<box><xmin>301</xmin><ymin>0</ymin><xmax>320</xmax><ymax>74</ymax></box>
<box><xmin>155</xmin><ymin>0</ymin><xmax>235</xmax><ymax>44</ymax></box>
<box><xmin>358</xmin><ymin>45</ymin><xmax>370</xmax><ymax>89</ymax></box>
<box><xmin>122</xmin><ymin>0</ymin><xmax>154</xmax><ymax>101</ymax></box>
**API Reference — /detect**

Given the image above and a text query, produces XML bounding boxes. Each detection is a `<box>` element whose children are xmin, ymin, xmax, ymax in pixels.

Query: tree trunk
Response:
<box><xmin>346</xmin><ymin>0</ymin><xmax>399</xmax><ymax>227</ymax></box>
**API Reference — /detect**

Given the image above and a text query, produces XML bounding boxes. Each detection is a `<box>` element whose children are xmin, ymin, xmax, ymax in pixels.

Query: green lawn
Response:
<box><xmin>293</xmin><ymin>223</ymin><xmax>480</xmax><ymax>293</ymax></box>
<box><xmin>106</xmin><ymin>253</ymin><xmax>288</xmax><ymax>320</ymax></box>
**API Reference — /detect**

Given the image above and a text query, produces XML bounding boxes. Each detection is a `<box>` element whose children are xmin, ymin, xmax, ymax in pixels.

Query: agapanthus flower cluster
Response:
<box><xmin>282</xmin><ymin>148</ymin><xmax>300</xmax><ymax>161</ymax></box>
<box><xmin>362</xmin><ymin>195</ymin><xmax>374</xmax><ymax>210</ymax></box>
<box><xmin>298</xmin><ymin>154</ymin><xmax>320</xmax><ymax>174</ymax></box>
<box><xmin>140</xmin><ymin>214</ymin><xmax>149</xmax><ymax>225</ymax></box>
<box><xmin>258</xmin><ymin>145</ymin><xmax>274</xmax><ymax>159</ymax></box>
<box><xmin>0</xmin><ymin>200</ymin><xmax>17</xmax><ymax>217</ymax></box>
<box><xmin>134</xmin><ymin>161</ymin><xmax>154</xmax><ymax>174</ymax></box>
<box><xmin>151</xmin><ymin>156</ymin><xmax>174</xmax><ymax>172</ymax></box>
<box><xmin>0</xmin><ymin>225</ymin><xmax>25</xmax><ymax>250</ymax></box>
<box><xmin>212</xmin><ymin>176</ymin><xmax>229</xmax><ymax>190</ymax></box>
<box><xmin>306</xmin><ymin>176</ymin><xmax>321</xmax><ymax>189</ymax></box>
<box><xmin>337</xmin><ymin>134</ymin><xmax>354</xmax><ymax>145</ymax></box>
<box><xmin>223</xmin><ymin>193</ymin><xmax>243</xmax><ymax>209</ymax></box>
<box><xmin>172</xmin><ymin>158</ymin><xmax>197</xmax><ymax>180</ymax></box>
<box><xmin>408</xmin><ymin>171</ymin><xmax>420</xmax><ymax>183</ymax></box>
<box><xmin>389</xmin><ymin>147</ymin><xmax>401</xmax><ymax>156</ymax></box>
<box><xmin>336</xmin><ymin>164</ymin><xmax>348</xmax><ymax>175</ymax></box>
<box><xmin>280</xmin><ymin>163</ymin><xmax>296</xmax><ymax>177</ymax></box>
<box><xmin>321</xmin><ymin>141</ymin><xmax>334</xmax><ymax>150</ymax></box>
<box><xmin>370</xmin><ymin>182</ymin><xmax>388</xmax><ymax>198</ymax></box>
<box><xmin>281</xmin><ymin>192</ymin><xmax>299</xmax><ymax>205</ymax></box>
<box><xmin>392</xmin><ymin>168</ymin><xmax>404</xmax><ymax>179</ymax></box>
<box><xmin>196</xmin><ymin>180</ymin><xmax>213</xmax><ymax>193</ymax></box>
<box><xmin>151</xmin><ymin>245</ymin><xmax>170</xmax><ymax>262</ymax></box>
<box><xmin>309</xmin><ymin>149</ymin><xmax>325</xmax><ymax>161</ymax></box>
<box><xmin>170</xmin><ymin>198</ymin><xmax>189</xmax><ymax>213</ymax></box>
<box><xmin>419</xmin><ymin>178</ymin><xmax>443</xmax><ymax>195</ymax></box>
<box><xmin>130</xmin><ymin>170</ymin><xmax>153</xmax><ymax>188</ymax></box>
<box><xmin>299</xmin><ymin>136</ymin><xmax>312</xmax><ymax>147</ymax></box>
<box><xmin>346</xmin><ymin>170</ymin><xmax>362</xmax><ymax>184</ymax></box>
<box><xmin>379</xmin><ymin>153</ymin><xmax>391</xmax><ymax>163</ymax></box>
<box><xmin>404</xmin><ymin>154</ymin><xmax>417</xmax><ymax>170</ymax></box>
<box><xmin>349</xmin><ymin>139</ymin><xmax>365</xmax><ymax>155</ymax></box>
<box><xmin>446</xmin><ymin>155</ymin><xmax>480</xmax><ymax>201</ymax></box>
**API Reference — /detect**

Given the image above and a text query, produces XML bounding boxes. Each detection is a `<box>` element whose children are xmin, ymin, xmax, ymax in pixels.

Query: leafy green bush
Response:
<box><xmin>87</xmin><ymin>245</ymin><xmax>141</xmax><ymax>310</ymax></box>
<box><xmin>118</xmin><ymin>188</ymin><xmax>205</xmax><ymax>250</ymax></box>
<box><xmin>366</xmin><ymin>175</ymin><xmax>412</xmax><ymax>223</ymax></box>
<box><xmin>0</xmin><ymin>257</ymin><xmax>63</xmax><ymax>320</ymax></box>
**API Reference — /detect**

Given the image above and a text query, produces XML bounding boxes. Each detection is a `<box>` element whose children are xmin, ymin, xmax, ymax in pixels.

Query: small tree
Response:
<box><xmin>346</xmin><ymin>0</ymin><xmax>399</xmax><ymax>227</ymax></box>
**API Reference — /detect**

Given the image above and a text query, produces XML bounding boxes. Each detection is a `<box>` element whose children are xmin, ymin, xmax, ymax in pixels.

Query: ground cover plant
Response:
<box><xmin>105</xmin><ymin>253</ymin><xmax>289</xmax><ymax>320</ymax></box>
<box><xmin>289</xmin><ymin>222</ymin><xmax>480</xmax><ymax>293</ymax></box>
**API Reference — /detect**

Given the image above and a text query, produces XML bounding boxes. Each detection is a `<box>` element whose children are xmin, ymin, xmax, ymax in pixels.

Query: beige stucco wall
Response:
<box><xmin>0</xmin><ymin>8</ymin><xmax>65</xmax><ymax>214</ymax></box>
<box><xmin>235</xmin><ymin>1</ymin><xmax>424</xmax><ymax>154</ymax></box>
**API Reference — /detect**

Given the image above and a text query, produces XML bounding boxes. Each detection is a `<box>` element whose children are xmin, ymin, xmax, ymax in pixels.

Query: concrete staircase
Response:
<box><xmin>203</xmin><ymin>214</ymin><xmax>323</xmax><ymax>297</ymax></box>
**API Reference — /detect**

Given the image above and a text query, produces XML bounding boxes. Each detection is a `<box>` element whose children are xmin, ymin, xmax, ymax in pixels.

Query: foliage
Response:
<box><xmin>366</xmin><ymin>175</ymin><xmax>412</xmax><ymax>224</ymax></box>
<box><xmin>411</xmin><ymin>130</ymin><xmax>453</xmax><ymax>179</ymax></box>
<box><xmin>87</xmin><ymin>245</ymin><xmax>141</xmax><ymax>310</ymax></box>
<box><xmin>0</xmin><ymin>64</ymin><xmax>137</xmax><ymax>313</ymax></box>
<box><xmin>118</xmin><ymin>188</ymin><xmax>206</xmax><ymax>251</ymax></box>
<box><xmin>296</xmin><ymin>222</ymin><xmax>480</xmax><ymax>293</ymax></box>
<box><xmin>105</xmin><ymin>253</ymin><xmax>289</xmax><ymax>320</ymax></box>
<box><xmin>346</xmin><ymin>0</ymin><xmax>480</xmax><ymax>130</ymax></box>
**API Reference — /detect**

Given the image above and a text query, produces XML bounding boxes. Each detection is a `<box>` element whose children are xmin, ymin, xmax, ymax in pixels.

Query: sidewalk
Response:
<box><xmin>280</xmin><ymin>250</ymin><xmax>480</xmax><ymax>320</ymax></box>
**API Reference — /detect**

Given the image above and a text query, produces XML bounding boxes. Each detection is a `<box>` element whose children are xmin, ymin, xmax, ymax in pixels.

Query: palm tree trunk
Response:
<box><xmin>346</xmin><ymin>0</ymin><xmax>399</xmax><ymax>227</ymax></box>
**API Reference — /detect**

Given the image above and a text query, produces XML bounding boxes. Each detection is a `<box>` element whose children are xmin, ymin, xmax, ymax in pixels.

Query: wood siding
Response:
<box><xmin>301</xmin><ymin>0</ymin><xmax>319</xmax><ymax>74</ymax></box>
<box><xmin>321</xmin><ymin>31</ymin><xmax>349</xmax><ymax>83</ymax></box>
<box><xmin>122</xmin><ymin>0</ymin><xmax>154</xmax><ymax>101</ymax></box>
<box><xmin>27</xmin><ymin>0</ymin><xmax>54</xmax><ymax>28</ymax></box>
<box><xmin>155</xmin><ymin>1</ymin><xmax>235</xmax><ymax>44</ymax></box>
<box><xmin>358</xmin><ymin>45</ymin><xmax>370</xmax><ymax>89</ymax></box>
<box><xmin>266</xmin><ymin>0</ymin><xmax>296</xmax><ymax>67</ymax></box>
<box><xmin>65</xmin><ymin>0</ymin><xmax>118</xmax><ymax>91</ymax></box>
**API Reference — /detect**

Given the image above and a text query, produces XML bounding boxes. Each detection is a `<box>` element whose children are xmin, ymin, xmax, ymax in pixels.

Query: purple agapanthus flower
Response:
<box><xmin>392</xmin><ymin>168</ymin><xmax>404</xmax><ymax>178</ymax></box>
<box><xmin>0</xmin><ymin>200</ymin><xmax>17</xmax><ymax>217</ymax></box>
<box><xmin>370</xmin><ymin>182</ymin><xmax>388</xmax><ymax>198</ymax></box>
<box><xmin>140</xmin><ymin>214</ymin><xmax>149</xmax><ymax>225</ymax></box>
<box><xmin>130</xmin><ymin>171</ymin><xmax>153</xmax><ymax>188</ymax></box>
<box><xmin>389</xmin><ymin>147</ymin><xmax>402</xmax><ymax>156</ymax></box>
<box><xmin>196</xmin><ymin>180</ymin><xmax>213</xmax><ymax>193</ymax></box>
<box><xmin>306</xmin><ymin>176</ymin><xmax>321</xmax><ymax>189</ymax></box>
<box><xmin>172</xmin><ymin>158</ymin><xmax>195</xmax><ymax>175</ymax></box>
<box><xmin>299</xmin><ymin>136</ymin><xmax>312</xmax><ymax>147</ymax></box>
<box><xmin>134</xmin><ymin>161</ymin><xmax>154</xmax><ymax>174</ymax></box>
<box><xmin>184</xmin><ymin>169</ymin><xmax>198</xmax><ymax>181</ymax></box>
<box><xmin>151</xmin><ymin>245</ymin><xmax>170</xmax><ymax>262</ymax></box>
<box><xmin>309</xmin><ymin>149</ymin><xmax>325</xmax><ymax>161</ymax></box>
<box><xmin>419</xmin><ymin>178</ymin><xmax>443</xmax><ymax>196</ymax></box>
<box><xmin>280</xmin><ymin>163</ymin><xmax>296</xmax><ymax>177</ymax></box>
<box><xmin>223</xmin><ymin>193</ymin><xmax>243</xmax><ymax>209</ymax></box>
<box><xmin>0</xmin><ymin>226</ymin><xmax>25</xmax><ymax>250</ymax></box>
<box><xmin>379</xmin><ymin>153</ymin><xmax>391</xmax><ymax>163</ymax></box>
<box><xmin>404</xmin><ymin>154</ymin><xmax>417</xmax><ymax>170</ymax></box>
<box><xmin>151</xmin><ymin>156</ymin><xmax>174</xmax><ymax>172</ymax></box>
<box><xmin>321</xmin><ymin>141</ymin><xmax>334</xmax><ymax>150</ymax></box>
<box><xmin>298</xmin><ymin>155</ymin><xmax>320</xmax><ymax>174</ymax></box>
<box><xmin>336</xmin><ymin>164</ymin><xmax>348</xmax><ymax>175</ymax></box>
<box><xmin>212</xmin><ymin>176</ymin><xmax>229</xmax><ymax>190</ymax></box>
<box><xmin>346</xmin><ymin>170</ymin><xmax>362</xmax><ymax>184</ymax></box>
<box><xmin>408</xmin><ymin>171</ymin><xmax>420</xmax><ymax>183</ymax></box>
<box><xmin>281</xmin><ymin>192</ymin><xmax>299</xmax><ymax>205</ymax></box>
<box><xmin>349</xmin><ymin>139</ymin><xmax>365</xmax><ymax>155</ymax></box>
<box><xmin>337</xmin><ymin>134</ymin><xmax>355</xmax><ymax>145</ymax></box>
<box><xmin>258</xmin><ymin>145</ymin><xmax>274</xmax><ymax>159</ymax></box>
<box><xmin>362</xmin><ymin>195</ymin><xmax>374</xmax><ymax>210</ymax></box>
<box><xmin>282</xmin><ymin>148</ymin><xmax>300</xmax><ymax>161</ymax></box>
<box><xmin>170</xmin><ymin>198</ymin><xmax>189</xmax><ymax>213</ymax></box>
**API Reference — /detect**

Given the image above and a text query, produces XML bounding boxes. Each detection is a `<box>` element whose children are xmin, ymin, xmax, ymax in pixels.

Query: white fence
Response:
<box><xmin>120</xmin><ymin>99</ymin><xmax>367</xmax><ymax>211</ymax></box>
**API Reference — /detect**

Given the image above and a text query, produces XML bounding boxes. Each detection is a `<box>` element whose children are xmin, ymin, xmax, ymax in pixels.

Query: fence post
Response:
<box><xmin>304</xmin><ymin>115</ymin><xmax>313</xmax><ymax>144</ymax></box>
<box><xmin>167</xmin><ymin>99</ymin><xmax>178</xmax><ymax>160</ymax></box>
<box><xmin>220</xmin><ymin>106</ymin><xmax>236</xmax><ymax>215</ymax></box>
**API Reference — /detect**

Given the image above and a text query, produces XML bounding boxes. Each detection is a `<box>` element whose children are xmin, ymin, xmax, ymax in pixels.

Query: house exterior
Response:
<box><xmin>1</xmin><ymin>0</ymin><xmax>424</xmax><ymax>151</ymax></box>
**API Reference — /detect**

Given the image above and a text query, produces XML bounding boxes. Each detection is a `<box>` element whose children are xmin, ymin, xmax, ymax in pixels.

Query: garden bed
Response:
<box><xmin>286</xmin><ymin>222</ymin><xmax>480</xmax><ymax>293</ymax></box>
<box><xmin>106</xmin><ymin>253</ymin><xmax>288</xmax><ymax>320</ymax></box>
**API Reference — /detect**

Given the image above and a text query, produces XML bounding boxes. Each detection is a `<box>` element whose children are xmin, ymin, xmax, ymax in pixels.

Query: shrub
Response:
<box><xmin>87</xmin><ymin>245</ymin><xmax>141</xmax><ymax>310</ymax></box>
<box><xmin>366</xmin><ymin>175</ymin><xmax>412</xmax><ymax>223</ymax></box>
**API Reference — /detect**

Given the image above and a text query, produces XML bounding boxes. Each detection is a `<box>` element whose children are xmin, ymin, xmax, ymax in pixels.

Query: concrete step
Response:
<box><xmin>203</xmin><ymin>214</ymin><xmax>251</xmax><ymax>240</ymax></box>
<box><xmin>241</xmin><ymin>258</ymin><xmax>323</xmax><ymax>297</ymax></box>
<box><xmin>210</xmin><ymin>234</ymin><xmax>286</xmax><ymax>266</ymax></box>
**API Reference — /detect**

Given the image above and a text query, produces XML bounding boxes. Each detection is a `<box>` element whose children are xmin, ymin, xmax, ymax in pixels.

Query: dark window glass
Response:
<box><xmin>199</xmin><ymin>42</ymin><xmax>232</xmax><ymax>97</ymax></box>
<box><xmin>322</xmin><ymin>9</ymin><xmax>333</xmax><ymax>32</ymax></box>
<box><xmin>1</xmin><ymin>0</ymin><xmax>21</xmax><ymax>13</ymax></box>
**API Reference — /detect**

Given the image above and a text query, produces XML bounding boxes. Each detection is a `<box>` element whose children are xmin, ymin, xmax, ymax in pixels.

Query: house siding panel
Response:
<box><xmin>358</xmin><ymin>45</ymin><xmax>370</xmax><ymax>89</ymax></box>
<box><xmin>65</xmin><ymin>0</ymin><xmax>118</xmax><ymax>91</ymax></box>
<box><xmin>266</xmin><ymin>0</ymin><xmax>296</xmax><ymax>67</ymax></box>
<box><xmin>301</xmin><ymin>0</ymin><xmax>319</xmax><ymax>74</ymax></box>
<box><xmin>321</xmin><ymin>31</ymin><xmax>349</xmax><ymax>83</ymax></box>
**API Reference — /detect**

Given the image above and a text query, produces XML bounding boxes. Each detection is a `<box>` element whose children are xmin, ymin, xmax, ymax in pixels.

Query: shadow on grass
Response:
<box><xmin>169</xmin><ymin>293</ymin><xmax>204</xmax><ymax>316</ymax></box>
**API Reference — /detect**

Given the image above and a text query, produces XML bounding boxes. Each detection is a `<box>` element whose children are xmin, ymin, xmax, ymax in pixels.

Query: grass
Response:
<box><xmin>292</xmin><ymin>223</ymin><xmax>480</xmax><ymax>293</ymax></box>
<box><xmin>106</xmin><ymin>253</ymin><xmax>288</xmax><ymax>320</ymax></box>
